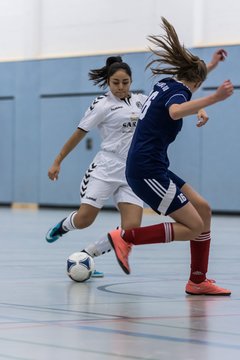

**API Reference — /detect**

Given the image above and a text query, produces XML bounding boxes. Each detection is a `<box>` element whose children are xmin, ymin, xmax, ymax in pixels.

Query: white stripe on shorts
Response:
<box><xmin>148</xmin><ymin>179</ymin><xmax>166</xmax><ymax>198</ymax></box>
<box><xmin>145</xmin><ymin>178</ymin><xmax>166</xmax><ymax>197</ymax></box>
<box><xmin>144</xmin><ymin>178</ymin><xmax>177</xmax><ymax>215</ymax></box>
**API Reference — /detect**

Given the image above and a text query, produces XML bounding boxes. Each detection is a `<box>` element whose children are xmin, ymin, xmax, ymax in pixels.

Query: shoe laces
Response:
<box><xmin>205</xmin><ymin>278</ymin><xmax>216</xmax><ymax>284</ymax></box>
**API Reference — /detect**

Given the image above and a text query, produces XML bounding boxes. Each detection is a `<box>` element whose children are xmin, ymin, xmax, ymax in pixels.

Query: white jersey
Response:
<box><xmin>78</xmin><ymin>91</ymin><xmax>147</xmax><ymax>160</ymax></box>
<box><xmin>78</xmin><ymin>91</ymin><xmax>147</xmax><ymax>209</ymax></box>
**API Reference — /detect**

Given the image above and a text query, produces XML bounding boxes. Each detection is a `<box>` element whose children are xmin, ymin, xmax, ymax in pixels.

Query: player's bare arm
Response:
<box><xmin>48</xmin><ymin>128</ymin><xmax>86</xmax><ymax>181</ymax></box>
<box><xmin>169</xmin><ymin>80</ymin><xmax>234</xmax><ymax>120</ymax></box>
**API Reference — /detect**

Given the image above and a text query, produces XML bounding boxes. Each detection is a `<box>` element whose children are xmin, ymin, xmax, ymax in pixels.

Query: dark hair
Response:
<box><xmin>146</xmin><ymin>17</ymin><xmax>207</xmax><ymax>84</ymax></box>
<box><xmin>89</xmin><ymin>56</ymin><xmax>132</xmax><ymax>88</ymax></box>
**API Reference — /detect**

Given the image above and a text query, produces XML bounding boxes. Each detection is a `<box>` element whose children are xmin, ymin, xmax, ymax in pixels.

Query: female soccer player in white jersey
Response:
<box><xmin>46</xmin><ymin>56</ymin><xmax>147</xmax><ymax>276</ymax></box>
<box><xmin>108</xmin><ymin>17</ymin><xmax>234</xmax><ymax>295</ymax></box>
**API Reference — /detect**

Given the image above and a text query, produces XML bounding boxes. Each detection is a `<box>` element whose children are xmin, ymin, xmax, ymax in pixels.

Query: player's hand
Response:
<box><xmin>48</xmin><ymin>163</ymin><xmax>60</xmax><ymax>181</ymax></box>
<box><xmin>211</xmin><ymin>49</ymin><xmax>227</xmax><ymax>63</ymax></box>
<box><xmin>196</xmin><ymin>108</ymin><xmax>209</xmax><ymax>127</ymax></box>
<box><xmin>207</xmin><ymin>49</ymin><xmax>227</xmax><ymax>72</ymax></box>
<box><xmin>215</xmin><ymin>80</ymin><xmax>234</xmax><ymax>101</ymax></box>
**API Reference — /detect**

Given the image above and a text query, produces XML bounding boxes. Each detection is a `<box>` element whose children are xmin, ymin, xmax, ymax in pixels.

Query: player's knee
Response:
<box><xmin>197</xmin><ymin>198</ymin><xmax>212</xmax><ymax>223</ymax></box>
<box><xmin>202</xmin><ymin>200</ymin><xmax>212</xmax><ymax>221</ymax></box>
<box><xmin>191</xmin><ymin>218</ymin><xmax>205</xmax><ymax>238</ymax></box>
<box><xmin>73</xmin><ymin>213</ymin><xmax>95</xmax><ymax>229</ymax></box>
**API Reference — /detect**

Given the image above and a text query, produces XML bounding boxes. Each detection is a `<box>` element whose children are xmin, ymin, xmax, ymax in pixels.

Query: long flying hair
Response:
<box><xmin>146</xmin><ymin>17</ymin><xmax>207</xmax><ymax>84</ymax></box>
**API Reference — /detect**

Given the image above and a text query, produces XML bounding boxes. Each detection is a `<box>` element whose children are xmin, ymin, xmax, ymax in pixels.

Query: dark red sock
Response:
<box><xmin>122</xmin><ymin>223</ymin><xmax>174</xmax><ymax>245</ymax></box>
<box><xmin>190</xmin><ymin>231</ymin><xmax>211</xmax><ymax>284</ymax></box>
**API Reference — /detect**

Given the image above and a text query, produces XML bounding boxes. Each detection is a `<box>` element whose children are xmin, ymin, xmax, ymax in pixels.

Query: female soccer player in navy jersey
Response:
<box><xmin>108</xmin><ymin>17</ymin><xmax>234</xmax><ymax>295</ymax></box>
<box><xmin>46</xmin><ymin>57</ymin><xmax>147</xmax><ymax>277</ymax></box>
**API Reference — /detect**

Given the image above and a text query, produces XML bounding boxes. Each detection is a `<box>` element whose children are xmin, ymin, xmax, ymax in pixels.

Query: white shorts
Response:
<box><xmin>80</xmin><ymin>151</ymin><xmax>143</xmax><ymax>209</ymax></box>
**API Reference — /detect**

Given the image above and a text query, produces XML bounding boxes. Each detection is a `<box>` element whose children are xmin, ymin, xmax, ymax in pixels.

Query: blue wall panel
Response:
<box><xmin>0</xmin><ymin>99</ymin><xmax>15</xmax><ymax>203</ymax></box>
<box><xmin>0</xmin><ymin>62</ymin><xmax>16</xmax><ymax>96</ymax></box>
<box><xmin>13</xmin><ymin>61</ymin><xmax>41</xmax><ymax>203</ymax></box>
<box><xmin>168</xmin><ymin>115</ymin><xmax>202</xmax><ymax>192</ymax></box>
<box><xmin>39</xmin><ymin>95</ymin><xmax>101</xmax><ymax>206</ymax></box>
<box><xmin>201</xmin><ymin>90</ymin><xmax>240</xmax><ymax>211</ymax></box>
<box><xmin>40</xmin><ymin>53</ymin><xmax>150</xmax><ymax>95</ymax></box>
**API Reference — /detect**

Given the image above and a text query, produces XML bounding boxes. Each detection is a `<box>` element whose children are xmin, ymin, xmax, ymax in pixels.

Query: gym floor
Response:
<box><xmin>0</xmin><ymin>206</ymin><xmax>239</xmax><ymax>359</ymax></box>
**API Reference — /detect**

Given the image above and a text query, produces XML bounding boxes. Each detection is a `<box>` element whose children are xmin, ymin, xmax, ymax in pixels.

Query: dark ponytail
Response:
<box><xmin>89</xmin><ymin>56</ymin><xmax>132</xmax><ymax>88</ymax></box>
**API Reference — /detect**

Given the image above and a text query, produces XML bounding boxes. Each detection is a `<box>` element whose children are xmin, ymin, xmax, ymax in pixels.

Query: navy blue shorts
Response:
<box><xmin>126</xmin><ymin>170</ymin><xmax>188</xmax><ymax>216</ymax></box>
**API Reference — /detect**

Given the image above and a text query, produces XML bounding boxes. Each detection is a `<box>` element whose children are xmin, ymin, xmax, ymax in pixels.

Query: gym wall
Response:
<box><xmin>0</xmin><ymin>0</ymin><xmax>239</xmax><ymax>212</ymax></box>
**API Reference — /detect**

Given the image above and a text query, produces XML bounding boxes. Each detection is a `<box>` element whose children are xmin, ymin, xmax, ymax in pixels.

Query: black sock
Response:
<box><xmin>81</xmin><ymin>249</ymin><xmax>90</xmax><ymax>255</ymax></box>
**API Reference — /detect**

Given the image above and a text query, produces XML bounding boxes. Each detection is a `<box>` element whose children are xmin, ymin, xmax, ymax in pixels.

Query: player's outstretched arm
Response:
<box><xmin>48</xmin><ymin>128</ymin><xmax>86</xmax><ymax>181</ymax></box>
<box><xmin>169</xmin><ymin>80</ymin><xmax>234</xmax><ymax>120</ymax></box>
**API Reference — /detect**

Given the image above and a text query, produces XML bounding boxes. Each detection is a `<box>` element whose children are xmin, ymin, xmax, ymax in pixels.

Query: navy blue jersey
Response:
<box><xmin>126</xmin><ymin>77</ymin><xmax>192</xmax><ymax>178</ymax></box>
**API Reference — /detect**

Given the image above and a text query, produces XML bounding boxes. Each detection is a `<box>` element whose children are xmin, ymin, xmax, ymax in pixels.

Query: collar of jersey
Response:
<box><xmin>172</xmin><ymin>78</ymin><xmax>192</xmax><ymax>93</ymax></box>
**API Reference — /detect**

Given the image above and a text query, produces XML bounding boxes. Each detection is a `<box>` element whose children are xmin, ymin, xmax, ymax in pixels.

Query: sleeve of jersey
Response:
<box><xmin>77</xmin><ymin>96</ymin><xmax>106</xmax><ymax>132</ymax></box>
<box><xmin>165</xmin><ymin>90</ymin><xmax>191</xmax><ymax>109</ymax></box>
<box><xmin>140</xmin><ymin>93</ymin><xmax>148</xmax><ymax>102</ymax></box>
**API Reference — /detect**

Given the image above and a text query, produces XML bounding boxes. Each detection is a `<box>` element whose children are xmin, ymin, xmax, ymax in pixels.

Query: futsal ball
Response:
<box><xmin>67</xmin><ymin>252</ymin><xmax>94</xmax><ymax>282</ymax></box>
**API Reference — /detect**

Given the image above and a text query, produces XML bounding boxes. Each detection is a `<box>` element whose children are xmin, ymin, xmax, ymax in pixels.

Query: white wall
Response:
<box><xmin>0</xmin><ymin>0</ymin><xmax>240</xmax><ymax>61</ymax></box>
<box><xmin>0</xmin><ymin>0</ymin><xmax>42</xmax><ymax>60</ymax></box>
<box><xmin>193</xmin><ymin>0</ymin><xmax>240</xmax><ymax>46</ymax></box>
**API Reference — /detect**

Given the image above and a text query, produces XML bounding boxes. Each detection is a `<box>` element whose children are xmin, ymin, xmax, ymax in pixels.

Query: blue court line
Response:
<box><xmin>70</xmin><ymin>324</ymin><xmax>240</xmax><ymax>351</ymax></box>
<box><xmin>97</xmin><ymin>282</ymin><xmax>239</xmax><ymax>300</ymax></box>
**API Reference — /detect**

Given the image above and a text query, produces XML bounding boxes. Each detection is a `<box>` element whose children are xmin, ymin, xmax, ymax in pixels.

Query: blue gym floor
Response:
<box><xmin>0</xmin><ymin>207</ymin><xmax>239</xmax><ymax>359</ymax></box>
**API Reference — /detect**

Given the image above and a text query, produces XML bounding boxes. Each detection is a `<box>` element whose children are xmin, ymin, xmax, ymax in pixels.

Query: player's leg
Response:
<box><xmin>179</xmin><ymin>184</ymin><xmax>230</xmax><ymax>295</ymax></box>
<box><xmin>182</xmin><ymin>183</ymin><xmax>211</xmax><ymax>229</ymax></box>
<box><xmin>81</xmin><ymin>154</ymin><xmax>129</xmax><ymax>260</ymax></box>
<box><xmin>83</xmin><ymin>203</ymin><xmax>144</xmax><ymax>276</ymax></box>
<box><xmin>108</xmin><ymin>175</ymin><xmax>204</xmax><ymax>274</ymax></box>
<box><xmin>108</xmin><ymin>199</ymin><xmax>203</xmax><ymax>274</ymax></box>
<box><xmin>168</xmin><ymin>172</ymin><xmax>212</xmax><ymax>283</ymax></box>
<box><xmin>112</xmin><ymin>175</ymin><xmax>204</xmax><ymax>241</ymax></box>
<box><xmin>79</xmin><ymin>176</ymin><xmax>120</xmax><ymax>277</ymax></box>
<box><xmin>181</xmin><ymin>183</ymin><xmax>211</xmax><ymax>282</ymax></box>
<box><xmin>107</xmin><ymin>184</ymin><xmax>143</xmax><ymax>274</ymax></box>
<box><xmin>45</xmin><ymin>204</ymin><xmax>100</xmax><ymax>243</ymax></box>
<box><xmin>79</xmin><ymin>175</ymin><xmax>117</xmax><ymax>258</ymax></box>
<box><xmin>45</xmin><ymin>202</ymin><xmax>104</xmax><ymax>278</ymax></box>
<box><xmin>82</xmin><ymin>228</ymin><xmax>113</xmax><ymax>278</ymax></box>
<box><xmin>84</xmin><ymin>185</ymin><xmax>144</xmax><ymax>275</ymax></box>
<box><xmin>118</xmin><ymin>203</ymin><xmax>143</xmax><ymax>229</ymax></box>
<box><xmin>46</xmin><ymin>163</ymin><xmax>104</xmax><ymax>243</ymax></box>
<box><xmin>144</xmin><ymin>178</ymin><xmax>229</xmax><ymax>294</ymax></box>
<box><xmin>108</xmin><ymin>198</ymin><xmax>231</xmax><ymax>294</ymax></box>
<box><xmin>167</xmin><ymin>172</ymin><xmax>229</xmax><ymax>293</ymax></box>
<box><xmin>108</xmin><ymin>202</ymin><xmax>143</xmax><ymax>274</ymax></box>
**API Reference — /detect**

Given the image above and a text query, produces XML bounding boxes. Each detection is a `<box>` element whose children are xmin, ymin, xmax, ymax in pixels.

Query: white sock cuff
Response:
<box><xmin>62</xmin><ymin>211</ymin><xmax>77</xmax><ymax>231</ymax></box>
<box><xmin>194</xmin><ymin>231</ymin><xmax>211</xmax><ymax>242</ymax></box>
<box><xmin>164</xmin><ymin>222</ymin><xmax>173</xmax><ymax>243</ymax></box>
<box><xmin>84</xmin><ymin>234</ymin><xmax>113</xmax><ymax>257</ymax></box>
